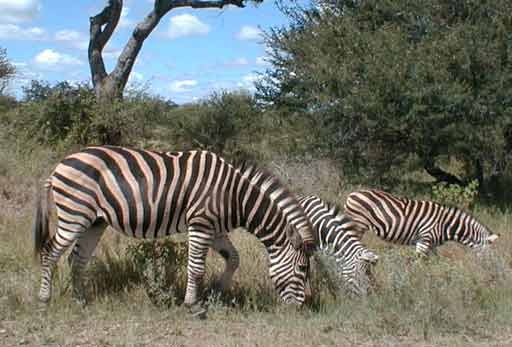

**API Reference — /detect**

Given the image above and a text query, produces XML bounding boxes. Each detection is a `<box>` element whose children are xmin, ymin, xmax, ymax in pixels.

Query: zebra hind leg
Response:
<box><xmin>68</xmin><ymin>220</ymin><xmax>107</xmax><ymax>305</ymax></box>
<box><xmin>211</xmin><ymin>233</ymin><xmax>240</xmax><ymax>294</ymax></box>
<box><xmin>38</xmin><ymin>223</ymin><xmax>86</xmax><ymax>304</ymax></box>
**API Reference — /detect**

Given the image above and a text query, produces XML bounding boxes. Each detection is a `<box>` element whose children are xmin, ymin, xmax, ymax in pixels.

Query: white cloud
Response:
<box><xmin>237</xmin><ymin>25</ymin><xmax>262</xmax><ymax>41</ymax></box>
<box><xmin>256</xmin><ymin>56</ymin><xmax>270</xmax><ymax>66</ymax></box>
<box><xmin>0</xmin><ymin>0</ymin><xmax>41</xmax><ymax>23</ymax></box>
<box><xmin>167</xmin><ymin>14</ymin><xmax>209</xmax><ymax>39</ymax></box>
<box><xmin>103</xmin><ymin>46</ymin><xmax>122</xmax><ymax>60</ymax></box>
<box><xmin>237</xmin><ymin>73</ymin><xmax>261</xmax><ymax>91</ymax></box>
<box><xmin>33</xmin><ymin>49</ymin><xmax>83</xmax><ymax>68</ymax></box>
<box><xmin>55</xmin><ymin>30</ymin><xmax>88</xmax><ymax>50</ymax></box>
<box><xmin>0</xmin><ymin>23</ymin><xmax>46</xmax><ymax>40</ymax></box>
<box><xmin>222</xmin><ymin>57</ymin><xmax>249</xmax><ymax>68</ymax></box>
<box><xmin>169</xmin><ymin>79</ymin><xmax>198</xmax><ymax>93</ymax></box>
<box><xmin>118</xmin><ymin>6</ymin><xmax>134</xmax><ymax>29</ymax></box>
<box><xmin>128</xmin><ymin>71</ymin><xmax>144</xmax><ymax>84</ymax></box>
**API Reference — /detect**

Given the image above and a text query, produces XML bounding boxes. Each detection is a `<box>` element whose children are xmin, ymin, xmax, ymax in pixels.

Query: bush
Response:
<box><xmin>3</xmin><ymin>80</ymin><xmax>176</xmax><ymax>147</ymax></box>
<box><xmin>168</xmin><ymin>90</ymin><xmax>261</xmax><ymax>161</ymax></box>
<box><xmin>431</xmin><ymin>179</ymin><xmax>479</xmax><ymax>209</ymax></box>
<box><xmin>126</xmin><ymin>239</ymin><xmax>188</xmax><ymax>307</ymax></box>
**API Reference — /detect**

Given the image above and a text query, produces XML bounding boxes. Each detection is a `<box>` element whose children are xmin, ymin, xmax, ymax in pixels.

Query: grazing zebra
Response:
<box><xmin>205</xmin><ymin>195</ymin><xmax>379</xmax><ymax>297</ymax></box>
<box><xmin>32</xmin><ymin>146</ymin><xmax>316</xmax><ymax>312</ymax></box>
<box><xmin>344</xmin><ymin>189</ymin><xmax>499</xmax><ymax>256</ymax></box>
<box><xmin>298</xmin><ymin>195</ymin><xmax>379</xmax><ymax>296</ymax></box>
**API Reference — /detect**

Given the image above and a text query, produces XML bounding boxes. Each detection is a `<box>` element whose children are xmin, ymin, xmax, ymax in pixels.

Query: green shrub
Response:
<box><xmin>168</xmin><ymin>90</ymin><xmax>261</xmax><ymax>161</ymax></box>
<box><xmin>3</xmin><ymin>80</ymin><xmax>176</xmax><ymax>147</ymax></box>
<box><xmin>126</xmin><ymin>239</ymin><xmax>188</xmax><ymax>307</ymax></box>
<box><xmin>431</xmin><ymin>179</ymin><xmax>479</xmax><ymax>209</ymax></box>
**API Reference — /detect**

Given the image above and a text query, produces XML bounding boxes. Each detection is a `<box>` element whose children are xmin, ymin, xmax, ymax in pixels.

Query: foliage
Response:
<box><xmin>3</xmin><ymin>80</ymin><xmax>176</xmax><ymax>147</ymax></box>
<box><xmin>126</xmin><ymin>239</ymin><xmax>189</xmax><ymax>307</ymax></box>
<box><xmin>431</xmin><ymin>179</ymin><xmax>480</xmax><ymax>209</ymax></box>
<box><xmin>0</xmin><ymin>48</ymin><xmax>15</xmax><ymax>95</ymax></box>
<box><xmin>258</xmin><ymin>0</ymin><xmax>512</xmax><ymax>185</ymax></box>
<box><xmin>168</xmin><ymin>90</ymin><xmax>262</xmax><ymax>161</ymax></box>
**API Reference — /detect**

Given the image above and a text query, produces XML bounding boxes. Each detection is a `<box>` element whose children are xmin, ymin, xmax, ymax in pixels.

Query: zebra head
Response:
<box><xmin>268</xmin><ymin>225</ymin><xmax>312</xmax><ymax>305</ymax></box>
<box><xmin>339</xmin><ymin>248</ymin><xmax>379</xmax><ymax>296</ymax></box>
<box><xmin>458</xmin><ymin>217</ymin><xmax>500</xmax><ymax>255</ymax></box>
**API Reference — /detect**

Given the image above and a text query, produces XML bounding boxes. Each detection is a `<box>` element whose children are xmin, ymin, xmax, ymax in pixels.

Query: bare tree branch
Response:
<box><xmin>89</xmin><ymin>0</ymin><xmax>248</xmax><ymax>100</ymax></box>
<box><xmin>110</xmin><ymin>0</ymin><xmax>246</xmax><ymax>97</ymax></box>
<box><xmin>88</xmin><ymin>0</ymin><xmax>123</xmax><ymax>91</ymax></box>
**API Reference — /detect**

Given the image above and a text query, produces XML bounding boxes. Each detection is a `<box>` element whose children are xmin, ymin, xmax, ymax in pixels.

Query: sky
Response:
<box><xmin>0</xmin><ymin>0</ymin><xmax>289</xmax><ymax>103</ymax></box>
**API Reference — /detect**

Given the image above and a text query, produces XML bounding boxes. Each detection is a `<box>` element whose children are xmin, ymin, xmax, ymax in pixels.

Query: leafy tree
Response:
<box><xmin>0</xmin><ymin>48</ymin><xmax>15</xmax><ymax>95</ymax></box>
<box><xmin>258</xmin><ymin>0</ymin><xmax>512</xmax><ymax>187</ymax></box>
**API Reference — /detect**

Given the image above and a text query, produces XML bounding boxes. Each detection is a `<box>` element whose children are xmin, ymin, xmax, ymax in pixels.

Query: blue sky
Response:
<box><xmin>0</xmin><ymin>0</ymin><xmax>289</xmax><ymax>103</ymax></box>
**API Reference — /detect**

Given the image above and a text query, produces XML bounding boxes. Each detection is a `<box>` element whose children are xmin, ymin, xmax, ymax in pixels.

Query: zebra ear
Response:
<box><xmin>487</xmin><ymin>234</ymin><xmax>499</xmax><ymax>243</ymax></box>
<box><xmin>360</xmin><ymin>251</ymin><xmax>379</xmax><ymax>264</ymax></box>
<box><xmin>286</xmin><ymin>225</ymin><xmax>303</xmax><ymax>250</ymax></box>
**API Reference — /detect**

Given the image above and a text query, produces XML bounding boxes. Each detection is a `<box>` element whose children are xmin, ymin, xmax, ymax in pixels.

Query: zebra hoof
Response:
<box><xmin>187</xmin><ymin>303</ymin><xmax>207</xmax><ymax>320</ymax></box>
<box><xmin>38</xmin><ymin>292</ymin><xmax>51</xmax><ymax>304</ymax></box>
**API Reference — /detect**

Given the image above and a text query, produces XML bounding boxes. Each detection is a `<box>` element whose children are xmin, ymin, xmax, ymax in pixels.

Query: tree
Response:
<box><xmin>89</xmin><ymin>0</ymin><xmax>260</xmax><ymax>101</ymax></box>
<box><xmin>0</xmin><ymin>48</ymin><xmax>15</xmax><ymax>95</ymax></box>
<box><xmin>258</xmin><ymin>0</ymin><xmax>512</xmax><ymax>187</ymax></box>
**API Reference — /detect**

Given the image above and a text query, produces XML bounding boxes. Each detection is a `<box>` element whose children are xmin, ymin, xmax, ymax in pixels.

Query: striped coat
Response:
<box><xmin>32</xmin><ymin>146</ymin><xmax>316</xmax><ymax>310</ymax></box>
<box><xmin>298</xmin><ymin>195</ymin><xmax>379</xmax><ymax>295</ymax></box>
<box><xmin>207</xmin><ymin>195</ymin><xmax>379</xmax><ymax>296</ymax></box>
<box><xmin>344</xmin><ymin>189</ymin><xmax>499</xmax><ymax>256</ymax></box>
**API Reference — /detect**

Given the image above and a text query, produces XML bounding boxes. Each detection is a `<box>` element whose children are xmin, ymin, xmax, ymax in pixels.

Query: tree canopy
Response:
<box><xmin>258</xmin><ymin>0</ymin><xmax>512</xmax><ymax>187</ymax></box>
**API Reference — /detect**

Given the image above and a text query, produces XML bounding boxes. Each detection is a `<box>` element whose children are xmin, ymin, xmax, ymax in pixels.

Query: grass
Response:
<box><xmin>2</xmin><ymin>143</ymin><xmax>512</xmax><ymax>346</ymax></box>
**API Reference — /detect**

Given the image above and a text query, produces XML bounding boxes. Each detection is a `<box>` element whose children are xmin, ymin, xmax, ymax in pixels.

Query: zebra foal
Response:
<box><xmin>344</xmin><ymin>189</ymin><xmax>499</xmax><ymax>256</ymax></box>
<box><xmin>32</xmin><ymin>146</ymin><xmax>316</xmax><ymax>311</ymax></box>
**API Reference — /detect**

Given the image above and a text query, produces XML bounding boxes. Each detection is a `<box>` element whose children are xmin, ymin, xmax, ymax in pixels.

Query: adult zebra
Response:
<box><xmin>298</xmin><ymin>195</ymin><xmax>379</xmax><ymax>296</ymax></box>
<box><xmin>32</xmin><ymin>146</ymin><xmax>316</xmax><ymax>312</ymax></box>
<box><xmin>203</xmin><ymin>195</ymin><xmax>379</xmax><ymax>297</ymax></box>
<box><xmin>344</xmin><ymin>189</ymin><xmax>499</xmax><ymax>256</ymax></box>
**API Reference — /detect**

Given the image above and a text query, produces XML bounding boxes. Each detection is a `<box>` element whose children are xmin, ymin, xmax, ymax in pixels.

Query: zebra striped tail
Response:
<box><xmin>32</xmin><ymin>180</ymin><xmax>50</xmax><ymax>260</ymax></box>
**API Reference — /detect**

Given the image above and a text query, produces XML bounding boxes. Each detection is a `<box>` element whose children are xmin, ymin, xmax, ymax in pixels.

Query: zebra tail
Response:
<box><xmin>32</xmin><ymin>180</ymin><xmax>50</xmax><ymax>260</ymax></box>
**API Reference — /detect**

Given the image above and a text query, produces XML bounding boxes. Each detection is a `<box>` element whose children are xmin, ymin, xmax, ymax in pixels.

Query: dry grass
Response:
<box><xmin>2</xmin><ymin>143</ymin><xmax>512</xmax><ymax>346</ymax></box>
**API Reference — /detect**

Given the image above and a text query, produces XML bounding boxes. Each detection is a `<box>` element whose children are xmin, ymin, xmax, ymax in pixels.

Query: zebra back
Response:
<box><xmin>344</xmin><ymin>189</ymin><xmax>499</xmax><ymax>253</ymax></box>
<box><xmin>45</xmin><ymin>146</ymin><xmax>315</xmax><ymax>305</ymax></box>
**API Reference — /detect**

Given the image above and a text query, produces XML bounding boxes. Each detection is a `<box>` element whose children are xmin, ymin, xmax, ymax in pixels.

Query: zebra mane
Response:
<box><xmin>237</xmin><ymin>161</ymin><xmax>296</xmax><ymax>200</ymax></box>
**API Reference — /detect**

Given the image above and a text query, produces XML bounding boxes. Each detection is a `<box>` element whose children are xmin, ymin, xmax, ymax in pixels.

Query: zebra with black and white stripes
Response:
<box><xmin>298</xmin><ymin>195</ymin><xmax>379</xmax><ymax>296</ymax></box>
<box><xmin>32</xmin><ymin>146</ymin><xmax>316</xmax><ymax>312</ymax></box>
<box><xmin>344</xmin><ymin>189</ymin><xmax>499</xmax><ymax>256</ymax></box>
<box><xmin>204</xmin><ymin>195</ymin><xmax>380</xmax><ymax>296</ymax></box>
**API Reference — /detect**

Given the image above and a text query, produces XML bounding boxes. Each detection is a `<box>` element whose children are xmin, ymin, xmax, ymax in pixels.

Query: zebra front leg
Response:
<box><xmin>415</xmin><ymin>237</ymin><xmax>434</xmax><ymax>257</ymax></box>
<box><xmin>184</xmin><ymin>225</ymin><xmax>213</xmax><ymax>318</ymax></box>
<box><xmin>211</xmin><ymin>233</ymin><xmax>240</xmax><ymax>293</ymax></box>
<box><xmin>68</xmin><ymin>220</ymin><xmax>107</xmax><ymax>305</ymax></box>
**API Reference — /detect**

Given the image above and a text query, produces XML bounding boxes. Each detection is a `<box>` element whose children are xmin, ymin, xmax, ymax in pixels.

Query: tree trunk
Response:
<box><xmin>89</xmin><ymin>0</ymin><xmax>246</xmax><ymax>102</ymax></box>
<box><xmin>423</xmin><ymin>159</ymin><xmax>464</xmax><ymax>185</ymax></box>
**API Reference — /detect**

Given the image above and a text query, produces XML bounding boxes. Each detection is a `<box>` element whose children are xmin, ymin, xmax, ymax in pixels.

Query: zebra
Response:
<box><xmin>202</xmin><ymin>195</ymin><xmax>380</xmax><ymax>297</ymax></box>
<box><xmin>344</xmin><ymin>189</ymin><xmax>499</xmax><ymax>256</ymax></box>
<box><xmin>298</xmin><ymin>195</ymin><xmax>379</xmax><ymax>296</ymax></box>
<box><xmin>32</xmin><ymin>146</ymin><xmax>316</xmax><ymax>313</ymax></box>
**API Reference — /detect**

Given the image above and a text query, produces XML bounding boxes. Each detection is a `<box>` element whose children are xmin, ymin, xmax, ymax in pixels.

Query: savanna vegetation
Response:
<box><xmin>2</xmin><ymin>0</ymin><xmax>512</xmax><ymax>346</ymax></box>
